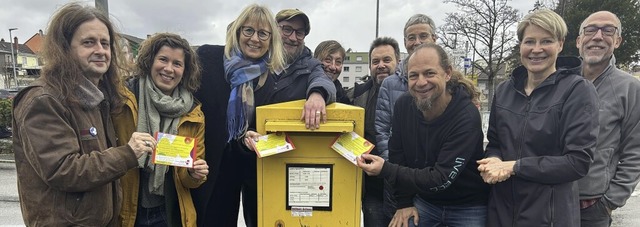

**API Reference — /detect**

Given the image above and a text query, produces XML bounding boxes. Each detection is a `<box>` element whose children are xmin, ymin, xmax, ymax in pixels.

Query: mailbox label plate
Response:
<box><xmin>286</xmin><ymin>164</ymin><xmax>333</xmax><ymax>211</ymax></box>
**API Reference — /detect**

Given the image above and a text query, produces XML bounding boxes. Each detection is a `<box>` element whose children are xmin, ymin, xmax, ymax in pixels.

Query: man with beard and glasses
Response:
<box><xmin>252</xmin><ymin>8</ymin><xmax>335</xmax><ymax>129</ymax></box>
<box><xmin>346</xmin><ymin>36</ymin><xmax>400</xmax><ymax>227</ymax></box>
<box><xmin>240</xmin><ymin>8</ymin><xmax>336</xmax><ymax>227</ymax></box>
<box><xmin>575</xmin><ymin>11</ymin><xmax>640</xmax><ymax>227</ymax></box>
<box><xmin>357</xmin><ymin>43</ymin><xmax>489</xmax><ymax>227</ymax></box>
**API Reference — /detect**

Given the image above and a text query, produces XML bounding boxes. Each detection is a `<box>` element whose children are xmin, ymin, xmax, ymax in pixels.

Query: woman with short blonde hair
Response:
<box><xmin>479</xmin><ymin>9</ymin><xmax>599</xmax><ymax>226</ymax></box>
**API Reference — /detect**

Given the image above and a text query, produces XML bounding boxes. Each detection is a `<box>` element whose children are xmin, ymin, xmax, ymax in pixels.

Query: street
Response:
<box><xmin>0</xmin><ymin>160</ymin><xmax>22</xmax><ymax>226</ymax></box>
<box><xmin>1</xmin><ymin>160</ymin><xmax>640</xmax><ymax>226</ymax></box>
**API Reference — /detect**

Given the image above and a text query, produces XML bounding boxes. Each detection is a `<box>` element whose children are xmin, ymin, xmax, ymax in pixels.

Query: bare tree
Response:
<box><xmin>438</xmin><ymin>0</ymin><xmax>520</xmax><ymax>108</ymax></box>
<box><xmin>533</xmin><ymin>0</ymin><xmax>560</xmax><ymax>12</ymax></box>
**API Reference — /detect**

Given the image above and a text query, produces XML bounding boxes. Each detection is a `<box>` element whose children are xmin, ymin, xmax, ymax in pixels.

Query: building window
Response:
<box><xmin>355</xmin><ymin>77</ymin><xmax>361</xmax><ymax>81</ymax></box>
<box><xmin>345</xmin><ymin>56</ymin><xmax>350</xmax><ymax>61</ymax></box>
<box><xmin>343</xmin><ymin>77</ymin><xmax>349</xmax><ymax>82</ymax></box>
<box><xmin>344</xmin><ymin>66</ymin><xmax>350</xmax><ymax>72</ymax></box>
<box><xmin>22</xmin><ymin>57</ymin><xmax>27</xmax><ymax>64</ymax></box>
<box><xmin>5</xmin><ymin>55</ymin><xmax>12</xmax><ymax>63</ymax></box>
<box><xmin>356</xmin><ymin>66</ymin><xmax>362</xmax><ymax>72</ymax></box>
<box><xmin>356</xmin><ymin>56</ymin><xmax>363</xmax><ymax>62</ymax></box>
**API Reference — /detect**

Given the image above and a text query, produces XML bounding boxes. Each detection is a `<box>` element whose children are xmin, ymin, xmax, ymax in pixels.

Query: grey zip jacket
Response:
<box><xmin>577</xmin><ymin>55</ymin><xmax>640</xmax><ymax>210</ymax></box>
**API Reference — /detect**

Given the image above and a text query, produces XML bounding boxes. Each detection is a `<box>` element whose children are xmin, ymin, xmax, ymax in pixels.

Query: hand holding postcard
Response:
<box><xmin>250</xmin><ymin>132</ymin><xmax>296</xmax><ymax>158</ymax></box>
<box><xmin>330</xmin><ymin>131</ymin><xmax>375</xmax><ymax>165</ymax></box>
<box><xmin>152</xmin><ymin>132</ymin><xmax>196</xmax><ymax>168</ymax></box>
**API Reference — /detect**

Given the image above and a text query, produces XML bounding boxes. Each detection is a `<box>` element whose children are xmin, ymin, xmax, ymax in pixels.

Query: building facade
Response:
<box><xmin>0</xmin><ymin>38</ymin><xmax>37</xmax><ymax>88</ymax></box>
<box><xmin>340</xmin><ymin>51</ymin><xmax>369</xmax><ymax>89</ymax></box>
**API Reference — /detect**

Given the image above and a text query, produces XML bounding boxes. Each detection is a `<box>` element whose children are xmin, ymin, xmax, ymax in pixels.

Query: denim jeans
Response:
<box><xmin>363</xmin><ymin>175</ymin><xmax>390</xmax><ymax>227</ymax></box>
<box><xmin>408</xmin><ymin>196</ymin><xmax>486</xmax><ymax>227</ymax></box>
<box><xmin>383</xmin><ymin>179</ymin><xmax>397</xmax><ymax>220</ymax></box>
<box><xmin>135</xmin><ymin>205</ymin><xmax>168</xmax><ymax>227</ymax></box>
<box><xmin>363</xmin><ymin>192</ymin><xmax>391</xmax><ymax>226</ymax></box>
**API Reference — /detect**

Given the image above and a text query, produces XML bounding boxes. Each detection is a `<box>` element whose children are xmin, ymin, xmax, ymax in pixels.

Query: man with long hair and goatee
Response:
<box><xmin>12</xmin><ymin>3</ymin><xmax>152</xmax><ymax>226</ymax></box>
<box><xmin>357</xmin><ymin>43</ymin><xmax>489</xmax><ymax>227</ymax></box>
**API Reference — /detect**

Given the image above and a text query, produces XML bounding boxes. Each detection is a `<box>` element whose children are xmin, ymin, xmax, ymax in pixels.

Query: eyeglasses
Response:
<box><xmin>240</xmin><ymin>26</ymin><xmax>271</xmax><ymax>41</ymax></box>
<box><xmin>406</xmin><ymin>33</ymin><xmax>432</xmax><ymax>42</ymax></box>
<box><xmin>582</xmin><ymin>25</ymin><xmax>618</xmax><ymax>37</ymax></box>
<box><xmin>279</xmin><ymin>25</ymin><xmax>306</xmax><ymax>39</ymax></box>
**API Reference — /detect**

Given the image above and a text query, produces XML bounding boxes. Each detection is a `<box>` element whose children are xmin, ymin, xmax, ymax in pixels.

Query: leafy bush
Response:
<box><xmin>0</xmin><ymin>99</ymin><xmax>11</xmax><ymax>153</ymax></box>
<box><xmin>0</xmin><ymin>99</ymin><xmax>11</xmax><ymax>131</ymax></box>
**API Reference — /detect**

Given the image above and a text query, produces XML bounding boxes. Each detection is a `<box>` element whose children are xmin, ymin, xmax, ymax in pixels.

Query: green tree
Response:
<box><xmin>557</xmin><ymin>0</ymin><xmax>640</xmax><ymax>66</ymax></box>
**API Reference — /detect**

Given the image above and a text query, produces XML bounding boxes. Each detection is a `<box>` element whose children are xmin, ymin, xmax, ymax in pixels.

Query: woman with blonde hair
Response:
<box><xmin>477</xmin><ymin>9</ymin><xmax>599</xmax><ymax>226</ymax></box>
<box><xmin>190</xmin><ymin>4</ymin><xmax>285</xmax><ymax>226</ymax></box>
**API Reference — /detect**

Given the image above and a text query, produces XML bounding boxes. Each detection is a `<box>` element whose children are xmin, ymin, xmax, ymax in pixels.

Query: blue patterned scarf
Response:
<box><xmin>224</xmin><ymin>49</ymin><xmax>268</xmax><ymax>142</ymax></box>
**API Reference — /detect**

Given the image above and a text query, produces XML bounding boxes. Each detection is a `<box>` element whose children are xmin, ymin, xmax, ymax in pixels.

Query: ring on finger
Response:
<box><xmin>315</xmin><ymin>110</ymin><xmax>321</xmax><ymax>115</ymax></box>
<box><xmin>144</xmin><ymin>140</ymin><xmax>151</xmax><ymax>147</ymax></box>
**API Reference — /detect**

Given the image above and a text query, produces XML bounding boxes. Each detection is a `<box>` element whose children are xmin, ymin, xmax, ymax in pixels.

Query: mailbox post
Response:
<box><xmin>256</xmin><ymin>100</ymin><xmax>365</xmax><ymax>227</ymax></box>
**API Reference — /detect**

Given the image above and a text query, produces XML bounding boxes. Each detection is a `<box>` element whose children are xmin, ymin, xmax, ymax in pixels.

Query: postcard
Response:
<box><xmin>330</xmin><ymin>132</ymin><xmax>375</xmax><ymax>165</ymax></box>
<box><xmin>250</xmin><ymin>132</ymin><xmax>296</xmax><ymax>158</ymax></box>
<box><xmin>152</xmin><ymin>132</ymin><xmax>196</xmax><ymax>168</ymax></box>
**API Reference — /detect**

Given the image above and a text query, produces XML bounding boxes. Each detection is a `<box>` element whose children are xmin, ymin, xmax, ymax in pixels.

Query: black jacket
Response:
<box><xmin>253</xmin><ymin>46</ymin><xmax>336</xmax><ymax>107</ymax></box>
<box><xmin>347</xmin><ymin>78</ymin><xmax>379</xmax><ymax>155</ymax></box>
<box><xmin>485</xmin><ymin>56</ymin><xmax>599</xmax><ymax>226</ymax></box>
<box><xmin>190</xmin><ymin>45</ymin><xmax>251</xmax><ymax>226</ymax></box>
<box><xmin>379</xmin><ymin>84</ymin><xmax>489</xmax><ymax>208</ymax></box>
<box><xmin>334</xmin><ymin>79</ymin><xmax>350</xmax><ymax>104</ymax></box>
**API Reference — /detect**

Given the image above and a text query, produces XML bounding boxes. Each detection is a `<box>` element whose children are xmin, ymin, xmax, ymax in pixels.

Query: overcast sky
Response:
<box><xmin>0</xmin><ymin>0</ymin><xmax>536</xmax><ymax>52</ymax></box>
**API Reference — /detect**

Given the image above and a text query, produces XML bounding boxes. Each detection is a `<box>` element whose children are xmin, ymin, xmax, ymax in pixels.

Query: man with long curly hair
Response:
<box><xmin>12</xmin><ymin>3</ymin><xmax>152</xmax><ymax>226</ymax></box>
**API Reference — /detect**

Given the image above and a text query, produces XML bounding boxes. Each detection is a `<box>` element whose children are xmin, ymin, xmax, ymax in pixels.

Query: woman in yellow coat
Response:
<box><xmin>112</xmin><ymin>33</ymin><xmax>208</xmax><ymax>227</ymax></box>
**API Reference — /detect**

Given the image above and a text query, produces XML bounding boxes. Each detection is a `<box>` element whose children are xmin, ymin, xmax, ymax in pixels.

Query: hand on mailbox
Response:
<box><xmin>300</xmin><ymin>92</ymin><xmax>326</xmax><ymax>130</ymax></box>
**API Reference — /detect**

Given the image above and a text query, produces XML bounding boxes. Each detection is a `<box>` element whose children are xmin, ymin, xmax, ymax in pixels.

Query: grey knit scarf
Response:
<box><xmin>74</xmin><ymin>74</ymin><xmax>105</xmax><ymax>109</ymax></box>
<box><xmin>136</xmin><ymin>76</ymin><xmax>193</xmax><ymax>195</ymax></box>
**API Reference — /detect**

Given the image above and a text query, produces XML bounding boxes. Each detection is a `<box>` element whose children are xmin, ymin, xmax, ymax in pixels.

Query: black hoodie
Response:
<box><xmin>379</xmin><ymin>84</ymin><xmax>489</xmax><ymax>208</ymax></box>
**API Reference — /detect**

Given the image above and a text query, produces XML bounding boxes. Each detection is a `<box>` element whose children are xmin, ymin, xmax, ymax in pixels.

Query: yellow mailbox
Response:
<box><xmin>256</xmin><ymin>100</ymin><xmax>364</xmax><ymax>227</ymax></box>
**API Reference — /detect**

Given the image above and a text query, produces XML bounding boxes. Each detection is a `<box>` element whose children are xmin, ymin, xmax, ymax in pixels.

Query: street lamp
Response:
<box><xmin>447</xmin><ymin>32</ymin><xmax>458</xmax><ymax>49</ymax></box>
<box><xmin>471</xmin><ymin>23</ymin><xmax>478</xmax><ymax>78</ymax></box>
<box><xmin>8</xmin><ymin>28</ymin><xmax>18</xmax><ymax>88</ymax></box>
<box><xmin>375</xmin><ymin>0</ymin><xmax>379</xmax><ymax>38</ymax></box>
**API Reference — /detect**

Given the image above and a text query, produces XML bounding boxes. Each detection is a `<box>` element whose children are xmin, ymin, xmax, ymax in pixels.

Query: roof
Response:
<box><xmin>120</xmin><ymin>34</ymin><xmax>144</xmax><ymax>45</ymax></box>
<box><xmin>24</xmin><ymin>32</ymin><xmax>44</xmax><ymax>54</ymax></box>
<box><xmin>0</xmin><ymin>40</ymin><xmax>35</xmax><ymax>55</ymax></box>
<box><xmin>24</xmin><ymin>32</ymin><xmax>43</xmax><ymax>45</ymax></box>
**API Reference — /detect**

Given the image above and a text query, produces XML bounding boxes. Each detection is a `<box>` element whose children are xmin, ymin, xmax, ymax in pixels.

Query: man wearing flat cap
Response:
<box><xmin>252</xmin><ymin>8</ymin><xmax>335</xmax><ymax>130</ymax></box>
<box><xmin>253</xmin><ymin>9</ymin><xmax>335</xmax><ymax>125</ymax></box>
<box><xmin>241</xmin><ymin>8</ymin><xmax>336</xmax><ymax>227</ymax></box>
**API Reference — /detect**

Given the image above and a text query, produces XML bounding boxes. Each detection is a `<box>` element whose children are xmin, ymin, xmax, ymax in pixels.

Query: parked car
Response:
<box><xmin>0</xmin><ymin>86</ymin><xmax>27</xmax><ymax>99</ymax></box>
<box><xmin>0</xmin><ymin>89</ymin><xmax>16</xmax><ymax>99</ymax></box>
<box><xmin>0</xmin><ymin>127</ymin><xmax>10</xmax><ymax>139</ymax></box>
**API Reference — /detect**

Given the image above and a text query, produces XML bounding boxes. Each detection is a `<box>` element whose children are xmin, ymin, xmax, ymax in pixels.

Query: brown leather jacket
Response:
<box><xmin>12</xmin><ymin>79</ymin><xmax>139</xmax><ymax>226</ymax></box>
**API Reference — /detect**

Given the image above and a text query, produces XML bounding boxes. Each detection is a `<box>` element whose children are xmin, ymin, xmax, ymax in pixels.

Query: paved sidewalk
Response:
<box><xmin>0</xmin><ymin>158</ymin><xmax>18</xmax><ymax>203</ymax></box>
<box><xmin>0</xmin><ymin>153</ymin><xmax>14</xmax><ymax>163</ymax></box>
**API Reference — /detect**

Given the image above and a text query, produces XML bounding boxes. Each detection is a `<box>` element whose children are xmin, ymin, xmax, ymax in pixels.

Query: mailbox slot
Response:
<box><xmin>264</xmin><ymin>120</ymin><xmax>355</xmax><ymax>133</ymax></box>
